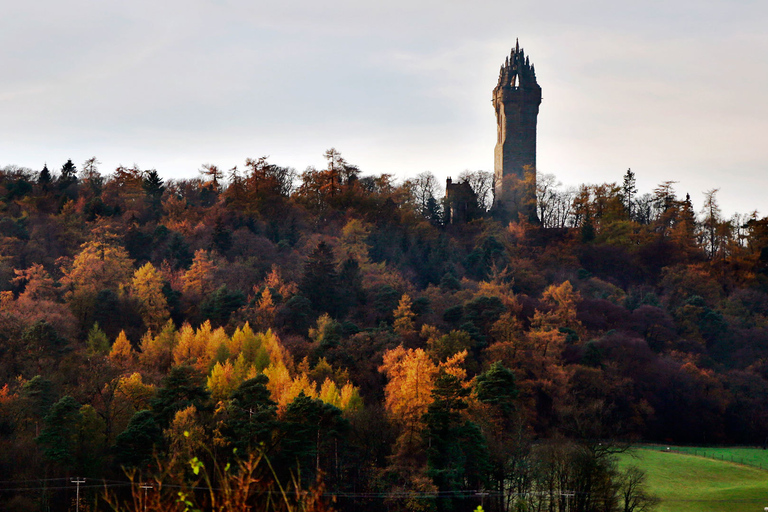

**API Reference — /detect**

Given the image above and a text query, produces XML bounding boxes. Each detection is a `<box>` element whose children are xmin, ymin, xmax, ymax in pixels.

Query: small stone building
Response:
<box><xmin>444</xmin><ymin>177</ymin><xmax>478</xmax><ymax>225</ymax></box>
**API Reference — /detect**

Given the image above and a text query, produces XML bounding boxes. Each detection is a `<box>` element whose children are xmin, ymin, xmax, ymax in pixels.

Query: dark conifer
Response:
<box><xmin>300</xmin><ymin>241</ymin><xmax>339</xmax><ymax>315</ymax></box>
<box><xmin>38</xmin><ymin>164</ymin><xmax>52</xmax><ymax>185</ymax></box>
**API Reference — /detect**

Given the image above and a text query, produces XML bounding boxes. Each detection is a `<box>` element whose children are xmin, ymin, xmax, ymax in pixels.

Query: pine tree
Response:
<box><xmin>300</xmin><ymin>242</ymin><xmax>339</xmax><ymax>315</ymax></box>
<box><xmin>621</xmin><ymin>168</ymin><xmax>637</xmax><ymax>219</ymax></box>
<box><xmin>150</xmin><ymin>366</ymin><xmax>210</xmax><ymax>427</ymax></box>
<box><xmin>58</xmin><ymin>159</ymin><xmax>78</xmax><ymax>188</ymax></box>
<box><xmin>142</xmin><ymin>169</ymin><xmax>165</xmax><ymax>198</ymax></box>
<box><xmin>223</xmin><ymin>375</ymin><xmax>278</xmax><ymax>454</ymax></box>
<box><xmin>112</xmin><ymin>410</ymin><xmax>163</xmax><ymax>468</ymax></box>
<box><xmin>424</xmin><ymin>371</ymin><xmax>489</xmax><ymax>512</ymax></box>
<box><xmin>86</xmin><ymin>322</ymin><xmax>110</xmax><ymax>355</ymax></box>
<box><xmin>38</xmin><ymin>164</ymin><xmax>52</xmax><ymax>185</ymax></box>
<box><xmin>36</xmin><ymin>395</ymin><xmax>82</xmax><ymax>470</ymax></box>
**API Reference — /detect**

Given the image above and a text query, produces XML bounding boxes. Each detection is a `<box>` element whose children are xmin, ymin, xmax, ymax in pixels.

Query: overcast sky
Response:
<box><xmin>2</xmin><ymin>0</ymin><xmax>767</xmax><ymax>216</ymax></box>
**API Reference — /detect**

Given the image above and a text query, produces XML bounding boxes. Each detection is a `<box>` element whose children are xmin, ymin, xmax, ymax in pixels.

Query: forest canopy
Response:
<box><xmin>0</xmin><ymin>155</ymin><xmax>765</xmax><ymax>512</ymax></box>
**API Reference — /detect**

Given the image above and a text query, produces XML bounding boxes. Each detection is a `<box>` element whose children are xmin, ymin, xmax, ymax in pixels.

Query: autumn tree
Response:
<box><xmin>253</xmin><ymin>288</ymin><xmax>276</xmax><ymax>332</ymax></box>
<box><xmin>109</xmin><ymin>330</ymin><xmax>136</xmax><ymax>369</ymax></box>
<box><xmin>380</xmin><ymin>347</ymin><xmax>439</xmax><ymax>438</ymax></box>
<box><xmin>12</xmin><ymin>264</ymin><xmax>58</xmax><ymax>301</ymax></box>
<box><xmin>164</xmin><ymin>405</ymin><xmax>205</xmax><ymax>468</ymax></box>
<box><xmin>295</xmin><ymin>149</ymin><xmax>360</xmax><ymax>214</ymax></box>
<box><xmin>182</xmin><ymin>249</ymin><xmax>217</xmax><ymax>298</ymax></box>
<box><xmin>139</xmin><ymin>320</ymin><xmax>177</xmax><ymax>373</ymax></box>
<box><xmin>393</xmin><ymin>294</ymin><xmax>416</xmax><ymax>335</ymax></box>
<box><xmin>63</xmin><ymin>239</ymin><xmax>134</xmax><ymax>295</ymax></box>
<box><xmin>231</xmin><ymin>156</ymin><xmax>297</xmax><ymax>211</ymax></box>
<box><xmin>130</xmin><ymin>262</ymin><xmax>170</xmax><ymax>331</ymax></box>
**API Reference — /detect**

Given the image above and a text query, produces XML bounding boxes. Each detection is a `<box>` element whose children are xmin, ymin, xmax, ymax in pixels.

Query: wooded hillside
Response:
<box><xmin>0</xmin><ymin>154</ymin><xmax>766</xmax><ymax>511</ymax></box>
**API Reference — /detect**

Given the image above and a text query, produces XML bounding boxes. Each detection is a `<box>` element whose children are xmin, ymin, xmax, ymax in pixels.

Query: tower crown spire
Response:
<box><xmin>496</xmin><ymin>40</ymin><xmax>540</xmax><ymax>91</ymax></box>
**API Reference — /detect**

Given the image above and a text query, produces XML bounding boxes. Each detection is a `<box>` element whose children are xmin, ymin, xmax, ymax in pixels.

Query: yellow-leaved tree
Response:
<box><xmin>62</xmin><ymin>239</ymin><xmax>134</xmax><ymax>296</ymax></box>
<box><xmin>253</xmin><ymin>288</ymin><xmax>276</xmax><ymax>332</ymax></box>
<box><xmin>130</xmin><ymin>262</ymin><xmax>170</xmax><ymax>332</ymax></box>
<box><xmin>139</xmin><ymin>320</ymin><xmax>177</xmax><ymax>372</ymax></box>
<box><xmin>172</xmin><ymin>323</ymin><xmax>203</xmax><ymax>367</ymax></box>
<box><xmin>109</xmin><ymin>330</ymin><xmax>135</xmax><ymax>369</ymax></box>
<box><xmin>165</xmin><ymin>405</ymin><xmax>205</xmax><ymax>469</ymax></box>
<box><xmin>393</xmin><ymin>294</ymin><xmax>416</xmax><ymax>335</ymax></box>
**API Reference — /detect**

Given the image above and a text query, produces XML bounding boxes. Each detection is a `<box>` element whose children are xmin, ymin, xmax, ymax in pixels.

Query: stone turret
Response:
<box><xmin>492</xmin><ymin>40</ymin><xmax>541</xmax><ymax>221</ymax></box>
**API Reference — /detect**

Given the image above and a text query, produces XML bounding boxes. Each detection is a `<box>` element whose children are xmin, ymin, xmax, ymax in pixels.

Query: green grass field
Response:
<box><xmin>640</xmin><ymin>445</ymin><xmax>768</xmax><ymax>469</ymax></box>
<box><xmin>618</xmin><ymin>448</ymin><xmax>768</xmax><ymax>512</ymax></box>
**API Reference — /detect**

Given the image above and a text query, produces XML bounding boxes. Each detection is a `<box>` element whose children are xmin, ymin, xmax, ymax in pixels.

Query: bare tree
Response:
<box><xmin>244</xmin><ymin>156</ymin><xmax>297</xmax><ymax>197</ymax></box>
<box><xmin>405</xmin><ymin>171</ymin><xmax>442</xmax><ymax>217</ymax></box>
<box><xmin>700</xmin><ymin>189</ymin><xmax>726</xmax><ymax>259</ymax></box>
<box><xmin>80</xmin><ymin>157</ymin><xmax>102</xmax><ymax>186</ymax></box>
<box><xmin>458</xmin><ymin>170</ymin><xmax>494</xmax><ymax>212</ymax></box>
<box><xmin>200</xmin><ymin>163</ymin><xmax>223</xmax><ymax>189</ymax></box>
<box><xmin>617</xmin><ymin>465</ymin><xmax>660</xmax><ymax>512</ymax></box>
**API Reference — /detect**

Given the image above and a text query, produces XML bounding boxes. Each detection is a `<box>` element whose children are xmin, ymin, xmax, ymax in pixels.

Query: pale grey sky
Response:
<box><xmin>1</xmin><ymin>0</ymin><xmax>766</xmax><ymax>216</ymax></box>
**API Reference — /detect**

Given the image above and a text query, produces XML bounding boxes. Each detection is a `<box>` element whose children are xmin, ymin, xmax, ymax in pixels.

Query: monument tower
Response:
<box><xmin>492</xmin><ymin>40</ymin><xmax>541</xmax><ymax>220</ymax></box>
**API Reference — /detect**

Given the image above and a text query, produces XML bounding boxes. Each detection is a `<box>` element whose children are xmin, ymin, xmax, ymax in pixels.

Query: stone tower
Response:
<box><xmin>492</xmin><ymin>40</ymin><xmax>541</xmax><ymax>220</ymax></box>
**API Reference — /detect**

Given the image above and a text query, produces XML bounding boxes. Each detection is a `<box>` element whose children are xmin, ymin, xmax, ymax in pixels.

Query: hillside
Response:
<box><xmin>1</xmin><ymin>157</ymin><xmax>768</xmax><ymax>511</ymax></box>
<box><xmin>618</xmin><ymin>448</ymin><xmax>768</xmax><ymax>512</ymax></box>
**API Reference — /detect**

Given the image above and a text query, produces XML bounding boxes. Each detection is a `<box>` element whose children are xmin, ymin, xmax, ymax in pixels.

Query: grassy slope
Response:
<box><xmin>618</xmin><ymin>448</ymin><xmax>768</xmax><ymax>512</ymax></box>
<box><xmin>641</xmin><ymin>445</ymin><xmax>768</xmax><ymax>469</ymax></box>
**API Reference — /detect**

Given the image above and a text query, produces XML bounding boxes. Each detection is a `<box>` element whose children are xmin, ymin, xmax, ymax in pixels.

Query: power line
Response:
<box><xmin>2</xmin><ymin>479</ymin><xmax>768</xmax><ymax>505</ymax></box>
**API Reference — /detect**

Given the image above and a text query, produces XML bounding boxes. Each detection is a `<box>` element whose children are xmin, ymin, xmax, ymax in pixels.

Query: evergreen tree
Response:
<box><xmin>279</xmin><ymin>391</ymin><xmax>349</xmax><ymax>485</ymax></box>
<box><xmin>20</xmin><ymin>376</ymin><xmax>56</xmax><ymax>427</ymax></box>
<box><xmin>424</xmin><ymin>371</ymin><xmax>490</xmax><ymax>512</ymax></box>
<box><xmin>58</xmin><ymin>158</ymin><xmax>78</xmax><ymax>188</ymax></box>
<box><xmin>475</xmin><ymin>362</ymin><xmax>518</xmax><ymax>419</ymax></box>
<box><xmin>621</xmin><ymin>168</ymin><xmax>637</xmax><ymax>219</ymax></box>
<box><xmin>86</xmin><ymin>322</ymin><xmax>110</xmax><ymax>355</ymax></box>
<box><xmin>36</xmin><ymin>396</ymin><xmax>82</xmax><ymax>470</ymax></box>
<box><xmin>300</xmin><ymin>241</ymin><xmax>339</xmax><ymax>315</ymax></box>
<box><xmin>150</xmin><ymin>366</ymin><xmax>210</xmax><ymax>427</ymax></box>
<box><xmin>142</xmin><ymin>169</ymin><xmax>165</xmax><ymax>198</ymax></box>
<box><xmin>223</xmin><ymin>375</ymin><xmax>278</xmax><ymax>454</ymax></box>
<box><xmin>337</xmin><ymin>256</ymin><xmax>364</xmax><ymax>315</ymax></box>
<box><xmin>112</xmin><ymin>410</ymin><xmax>163</xmax><ymax>469</ymax></box>
<box><xmin>38</xmin><ymin>164</ymin><xmax>52</xmax><ymax>185</ymax></box>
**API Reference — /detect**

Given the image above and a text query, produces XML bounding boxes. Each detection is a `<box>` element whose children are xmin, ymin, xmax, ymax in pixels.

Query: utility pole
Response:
<box><xmin>71</xmin><ymin>478</ymin><xmax>85</xmax><ymax>512</ymax></box>
<box><xmin>475</xmin><ymin>491</ymin><xmax>489</xmax><ymax>510</ymax></box>
<box><xmin>140</xmin><ymin>483</ymin><xmax>154</xmax><ymax>512</ymax></box>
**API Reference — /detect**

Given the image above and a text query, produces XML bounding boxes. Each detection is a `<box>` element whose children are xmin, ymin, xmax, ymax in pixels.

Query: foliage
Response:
<box><xmin>3</xmin><ymin>155</ymin><xmax>768</xmax><ymax>510</ymax></box>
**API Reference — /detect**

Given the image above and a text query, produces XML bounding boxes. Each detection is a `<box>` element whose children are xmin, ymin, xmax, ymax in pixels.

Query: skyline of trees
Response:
<box><xmin>0</xmin><ymin>152</ymin><xmax>767</xmax><ymax>511</ymax></box>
